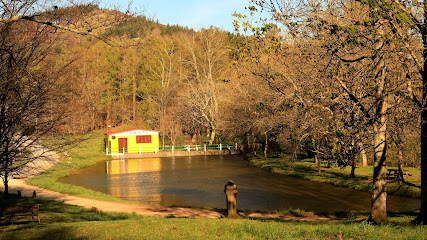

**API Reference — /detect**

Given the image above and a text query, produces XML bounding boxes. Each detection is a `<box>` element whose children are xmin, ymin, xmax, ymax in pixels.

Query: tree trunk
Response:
<box><xmin>106</xmin><ymin>105</ymin><xmax>111</xmax><ymax>127</ymax></box>
<box><xmin>209</xmin><ymin>129</ymin><xmax>216</xmax><ymax>144</ymax></box>
<box><xmin>192</xmin><ymin>133</ymin><xmax>197</xmax><ymax>144</ymax></box>
<box><xmin>3</xmin><ymin>171</ymin><xmax>9</xmax><ymax>199</ymax></box>
<box><xmin>414</xmin><ymin>18</ymin><xmax>427</xmax><ymax>223</ymax></box>
<box><xmin>252</xmin><ymin>130</ymin><xmax>256</xmax><ymax>156</ymax></box>
<box><xmin>416</xmin><ymin>87</ymin><xmax>427</xmax><ymax>223</ymax></box>
<box><xmin>264</xmin><ymin>132</ymin><xmax>268</xmax><ymax>159</ymax></box>
<box><xmin>395</xmin><ymin>136</ymin><xmax>405</xmax><ymax>183</ymax></box>
<box><xmin>359</xmin><ymin>142</ymin><xmax>368</xmax><ymax>167</ymax></box>
<box><xmin>162</xmin><ymin>134</ymin><xmax>165</xmax><ymax>149</ymax></box>
<box><xmin>316</xmin><ymin>145</ymin><xmax>321</xmax><ymax>174</ymax></box>
<box><xmin>350</xmin><ymin>154</ymin><xmax>356</xmax><ymax>178</ymax></box>
<box><xmin>171</xmin><ymin>130</ymin><xmax>175</xmax><ymax>146</ymax></box>
<box><xmin>132</xmin><ymin>73</ymin><xmax>136</xmax><ymax>121</ymax></box>
<box><xmin>247</xmin><ymin>132</ymin><xmax>251</xmax><ymax>153</ymax></box>
<box><xmin>369</xmin><ymin>99</ymin><xmax>388</xmax><ymax>224</ymax></box>
<box><xmin>314</xmin><ymin>153</ymin><xmax>318</xmax><ymax>164</ymax></box>
<box><xmin>2</xmin><ymin>148</ymin><xmax>10</xmax><ymax>199</ymax></box>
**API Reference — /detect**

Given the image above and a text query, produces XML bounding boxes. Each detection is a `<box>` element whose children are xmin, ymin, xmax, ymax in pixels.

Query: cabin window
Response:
<box><xmin>136</xmin><ymin>135</ymin><xmax>151</xmax><ymax>144</ymax></box>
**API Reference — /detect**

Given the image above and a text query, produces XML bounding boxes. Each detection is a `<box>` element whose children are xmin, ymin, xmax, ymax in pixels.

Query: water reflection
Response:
<box><xmin>106</xmin><ymin>158</ymin><xmax>162</xmax><ymax>175</ymax></box>
<box><xmin>60</xmin><ymin>155</ymin><xmax>420</xmax><ymax>212</ymax></box>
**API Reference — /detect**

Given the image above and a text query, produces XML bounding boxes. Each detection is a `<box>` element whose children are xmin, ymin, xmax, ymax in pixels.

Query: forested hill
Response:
<box><xmin>100</xmin><ymin>14</ymin><xmax>194</xmax><ymax>38</ymax></box>
<box><xmin>46</xmin><ymin>5</ymin><xmax>230</xmax><ymax>147</ymax></box>
<box><xmin>62</xmin><ymin>5</ymin><xmax>194</xmax><ymax>38</ymax></box>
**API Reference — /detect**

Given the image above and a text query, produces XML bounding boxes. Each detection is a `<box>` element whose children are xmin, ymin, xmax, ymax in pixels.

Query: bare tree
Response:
<box><xmin>178</xmin><ymin>28</ymin><xmax>229</xmax><ymax>144</ymax></box>
<box><xmin>0</xmin><ymin>17</ymin><xmax>72</xmax><ymax>197</ymax></box>
<box><xmin>0</xmin><ymin>0</ymin><xmax>134</xmax><ymax>198</ymax></box>
<box><xmin>150</xmin><ymin>37</ymin><xmax>182</xmax><ymax>146</ymax></box>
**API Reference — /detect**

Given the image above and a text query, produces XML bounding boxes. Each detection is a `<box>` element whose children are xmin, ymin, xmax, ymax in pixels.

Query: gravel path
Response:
<box><xmin>3</xmin><ymin>178</ymin><xmax>222</xmax><ymax>218</ymax></box>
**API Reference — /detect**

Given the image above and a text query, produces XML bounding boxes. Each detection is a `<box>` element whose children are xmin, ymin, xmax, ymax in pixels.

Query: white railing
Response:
<box><xmin>106</xmin><ymin>143</ymin><xmax>237</xmax><ymax>155</ymax></box>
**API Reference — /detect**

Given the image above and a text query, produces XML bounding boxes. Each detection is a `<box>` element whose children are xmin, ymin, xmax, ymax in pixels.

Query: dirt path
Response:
<box><xmin>3</xmin><ymin>179</ymin><xmax>222</xmax><ymax>219</ymax></box>
<box><xmin>2</xmin><ymin>146</ymin><xmax>341</xmax><ymax>221</ymax></box>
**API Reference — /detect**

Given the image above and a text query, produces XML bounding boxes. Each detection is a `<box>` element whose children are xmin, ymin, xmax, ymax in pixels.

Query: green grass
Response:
<box><xmin>0</xmin><ymin>192</ymin><xmax>138</xmax><ymax>227</ymax></box>
<box><xmin>1</xmin><ymin>193</ymin><xmax>426</xmax><ymax>240</ymax></box>
<box><xmin>2</xmin><ymin>217</ymin><xmax>427</xmax><ymax>240</ymax></box>
<box><xmin>250</xmin><ymin>155</ymin><xmax>421</xmax><ymax>198</ymax></box>
<box><xmin>26</xmin><ymin>130</ymin><xmax>132</xmax><ymax>203</ymax></box>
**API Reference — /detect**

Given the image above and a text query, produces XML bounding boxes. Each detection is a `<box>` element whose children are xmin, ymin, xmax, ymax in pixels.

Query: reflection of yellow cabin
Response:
<box><xmin>106</xmin><ymin>158</ymin><xmax>162</xmax><ymax>175</ymax></box>
<box><xmin>106</xmin><ymin>158</ymin><xmax>162</xmax><ymax>202</ymax></box>
<box><xmin>105</xmin><ymin>128</ymin><xmax>160</xmax><ymax>154</ymax></box>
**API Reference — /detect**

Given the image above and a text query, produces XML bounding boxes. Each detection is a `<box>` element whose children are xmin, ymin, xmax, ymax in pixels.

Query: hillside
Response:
<box><xmin>69</xmin><ymin>7</ymin><xmax>193</xmax><ymax>38</ymax></box>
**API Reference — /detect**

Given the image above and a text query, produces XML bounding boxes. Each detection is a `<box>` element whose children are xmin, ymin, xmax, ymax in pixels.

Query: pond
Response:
<box><xmin>59</xmin><ymin>155</ymin><xmax>420</xmax><ymax>212</ymax></box>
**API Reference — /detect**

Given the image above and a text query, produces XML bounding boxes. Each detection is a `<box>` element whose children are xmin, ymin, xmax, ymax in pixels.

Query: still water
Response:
<box><xmin>60</xmin><ymin>155</ymin><xmax>419</xmax><ymax>212</ymax></box>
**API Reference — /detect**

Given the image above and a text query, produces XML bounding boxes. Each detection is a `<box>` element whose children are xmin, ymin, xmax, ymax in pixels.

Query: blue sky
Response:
<box><xmin>101</xmin><ymin>0</ymin><xmax>254</xmax><ymax>32</ymax></box>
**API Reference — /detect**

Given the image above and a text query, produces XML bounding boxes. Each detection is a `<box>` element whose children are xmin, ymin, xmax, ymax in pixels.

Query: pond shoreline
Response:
<box><xmin>60</xmin><ymin>154</ymin><xmax>419</xmax><ymax>212</ymax></box>
<box><xmin>248</xmin><ymin>155</ymin><xmax>421</xmax><ymax>199</ymax></box>
<box><xmin>112</xmin><ymin>149</ymin><xmax>239</xmax><ymax>159</ymax></box>
<box><xmin>23</xmin><ymin>131</ymin><xmax>419</xmax><ymax>214</ymax></box>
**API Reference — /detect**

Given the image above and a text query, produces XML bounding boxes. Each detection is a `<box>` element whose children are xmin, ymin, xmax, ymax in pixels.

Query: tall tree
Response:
<box><xmin>0</xmin><ymin>17</ymin><xmax>71</xmax><ymax>197</ymax></box>
<box><xmin>237</xmin><ymin>0</ymin><xmax>421</xmax><ymax>223</ymax></box>
<box><xmin>383</xmin><ymin>0</ymin><xmax>427</xmax><ymax>224</ymax></box>
<box><xmin>178</xmin><ymin>28</ymin><xmax>229</xmax><ymax>144</ymax></box>
<box><xmin>0</xmin><ymin>1</ymin><xmax>134</xmax><ymax>197</ymax></box>
<box><xmin>150</xmin><ymin>36</ymin><xmax>181</xmax><ymax>146</ymax></box>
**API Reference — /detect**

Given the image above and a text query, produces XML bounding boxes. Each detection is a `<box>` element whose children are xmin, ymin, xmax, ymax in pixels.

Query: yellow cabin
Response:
<box><xmin>105</xmin><ymin>128</ymin><xmax>160</xmax><ymax>154</ymax></box>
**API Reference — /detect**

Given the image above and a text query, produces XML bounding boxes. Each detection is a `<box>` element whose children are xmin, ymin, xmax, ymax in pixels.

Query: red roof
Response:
<box><xmin>104</xmin><ymin>128</ymin><xmax>160</xmax><ymax>135</ymax></box>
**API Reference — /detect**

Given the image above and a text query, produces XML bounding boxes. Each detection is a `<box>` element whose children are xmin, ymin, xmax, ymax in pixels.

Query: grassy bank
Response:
<box><xmin>0</xmin><ymin>193</ymin><xmax>425</xmax><ymax>240</ymax></box>
<box><xmin>3</xmin><ymin>216</ymin><xmax>426</xmax><ymax>240</ymax></box>
<box><xmin>250</xmin><ymin>155</ymin><xmax>421</xmax><ymax>198</ymax></box>
<box><xmin>26</xmin><ymin>130</ymin><xmax>130</xmax><ymax>203</ymax></box>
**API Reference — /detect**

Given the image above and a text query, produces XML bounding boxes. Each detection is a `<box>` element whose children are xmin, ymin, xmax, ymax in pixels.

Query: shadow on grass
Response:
<box><xmin>241</xmin><ymin>210</ymin><xmax>419</xmax><ymax>227</ymax></box>
<box><xmin>255</xmin><ymin>157</ymin><xmax>369</xmax><ymax>181</ymax></box>
<box><xmin>387</xmin><ymin>210</ymin><xmax>419</xmax><ymax>217</ymax></box>
<box><xmin>0</xmin><ymin>192</ymin><xmax>135</xmax><ymax>228</ymax></box>
<box><xmin>400</xmin><ymin>181</ymin><xmax>421</xmax><ymax>189</ymax></box>
<box><xmin>1</xmin><ymin>226</ymin><xmax>88</xmax><ymax>240</ymax></box>
<box><xmin>317</xmin><ymin>169</ymin><xmax>370</xmax><ymax>184</ymax></box>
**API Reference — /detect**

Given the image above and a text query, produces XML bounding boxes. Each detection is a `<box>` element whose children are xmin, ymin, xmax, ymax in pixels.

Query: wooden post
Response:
<box><xmin>220</xmin><ymin>143</ymin><xmax>222</xmax><ymax>151</ymax></box>
<box><xmin>224</xmin><ymin>180</ymin><xmax>239</xmax><ymax>219</ymax></box>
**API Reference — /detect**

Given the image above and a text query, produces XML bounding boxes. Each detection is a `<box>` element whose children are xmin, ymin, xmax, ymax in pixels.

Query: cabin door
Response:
<box><xmin>118</xmin><ymin>138</ymin><xmax>128</xmax><ymax>153</ymax></box>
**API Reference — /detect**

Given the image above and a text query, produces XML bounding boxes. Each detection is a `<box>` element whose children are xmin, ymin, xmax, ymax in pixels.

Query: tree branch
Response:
<box><xmin>0</xmin><ymin>14</ymin><xmax>123</xmax><ymax>47</ymax></box>
<box><xmin>335</xmin><ymin>74</ymin><xmax>370</xmax><ymax>118</ymax></box>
